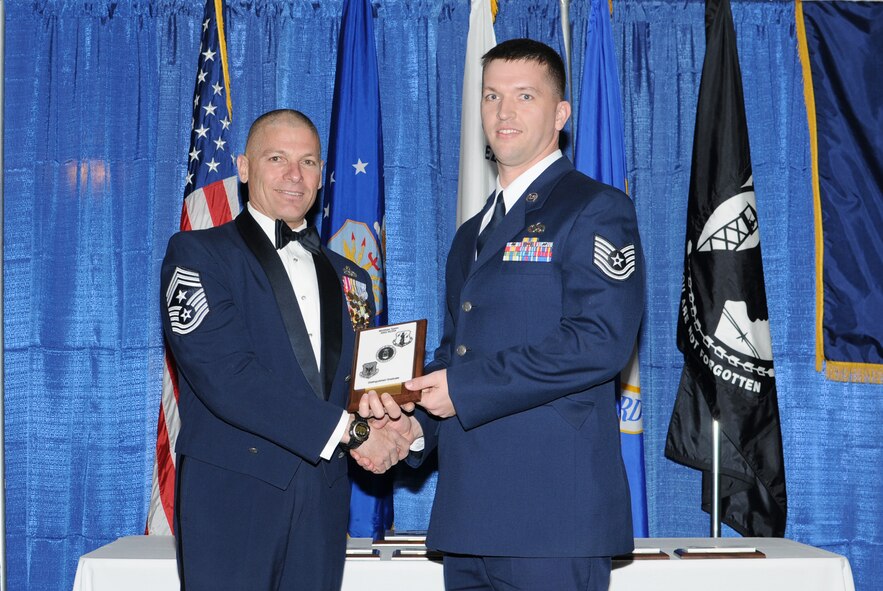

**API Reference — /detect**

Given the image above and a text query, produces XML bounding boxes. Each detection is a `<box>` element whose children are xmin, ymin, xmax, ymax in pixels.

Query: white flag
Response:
<box><xmin>456</xmin><ymin>0</ymin><xmax>497</xmax><ymax>227</ymax></box>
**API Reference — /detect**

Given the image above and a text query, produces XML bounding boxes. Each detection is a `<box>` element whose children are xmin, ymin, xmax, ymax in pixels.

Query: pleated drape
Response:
<box><xmin>4</xmin><ymin>1</ymin><xmax>880</xmax><ymax>590</ymax></box>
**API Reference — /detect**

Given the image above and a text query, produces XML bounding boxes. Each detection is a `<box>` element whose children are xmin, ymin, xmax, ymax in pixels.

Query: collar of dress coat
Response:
<box><xmin>493</xmin><ymin>149</ymin><xmax>563</xmax><ymax>214</ymax></box>
<box><xmin>247</xmin><ymin>202</ymin><xmax>309</xmax><ymax>246</ymax></box>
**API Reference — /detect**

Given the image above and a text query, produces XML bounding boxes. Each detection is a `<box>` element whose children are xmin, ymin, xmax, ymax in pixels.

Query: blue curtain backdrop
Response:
<box><xmin>3</xmin><ymin>1</ymin><xmax>880</xmax><ymax>590</ymax></box>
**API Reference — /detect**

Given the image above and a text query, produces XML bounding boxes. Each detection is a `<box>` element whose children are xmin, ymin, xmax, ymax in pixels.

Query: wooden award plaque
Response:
<box><xmin>673</xmin><ymin>546</ymin><xmax>766</xmax><ymax>559</ymax></box>
<box><xmin>346</xmin><ymin>319</ymin><xmax>427</xmax><ymax>412</ymax></box>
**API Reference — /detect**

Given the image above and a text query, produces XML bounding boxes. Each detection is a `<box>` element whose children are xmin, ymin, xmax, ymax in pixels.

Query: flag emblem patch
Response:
<box><xmin>593</xmin><ymin>235</ymin><xmax>636</xmax><ymax>281</ymax></box>
<box><xmin>165</xmin><ymin>267</ymin><xmax>210</xmax><ymax>335</ymax></box>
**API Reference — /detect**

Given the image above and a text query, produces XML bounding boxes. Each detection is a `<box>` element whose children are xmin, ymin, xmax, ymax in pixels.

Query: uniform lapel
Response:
<box><xmin>315</xmin><ymin>250</ymin><xmax>342</xmax><ymax>401</ymax></box>
<box><xmin>456</xmin><ymin>192</ymin><xmax>494</xmax><ymax>277</ymax></box>
<box><xmin>470</xmin><ymin>158</ymin><xmax>573</xmax><ymax>276</ymax></box>
<box><xmin>471</xmin><ymin>197</ymin><xmax>526</xmax><ymax>272</ymax></box>
<box><xmin>235</xmin><ymin>211</ymin><xmax>324</xmax><ymax>399</ymax></box>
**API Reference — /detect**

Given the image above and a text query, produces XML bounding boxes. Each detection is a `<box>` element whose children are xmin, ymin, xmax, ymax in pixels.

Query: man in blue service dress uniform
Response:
<box><xmin>160</xmin><ymin>109</ymin><xmax>411</xmax><ymax>591</ymax></box>
<box><xmin>362</xmin><ymin>39</ymin><xmax>645</xmax><ymax>591</ymax></box>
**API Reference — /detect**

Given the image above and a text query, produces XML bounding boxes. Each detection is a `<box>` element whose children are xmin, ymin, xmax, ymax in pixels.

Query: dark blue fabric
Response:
<box><xmin>802</xmin><ymin>1</ymin><xmax>883</xmax><ymax>372</ymax></box>
<box><xmin>3</xmin><ymin>1</ymin><xmax>882</xmax><ymax>590</ymax></box>
<box><xmin>444</xmin><ymin>554</ymin><xmax>611</xmax><ymax>591</ymax></box>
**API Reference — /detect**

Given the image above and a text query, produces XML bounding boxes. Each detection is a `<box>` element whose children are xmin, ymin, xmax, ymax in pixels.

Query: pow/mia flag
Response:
<box><xmin>664</xmin><ymin>0</ymin><xmax>787</xmax><ymax>537</ymax></box>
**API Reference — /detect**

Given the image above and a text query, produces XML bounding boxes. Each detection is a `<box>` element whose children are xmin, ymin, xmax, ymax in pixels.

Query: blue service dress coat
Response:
<box><xmin>160</xmin><ymin>210</ymin><xmax>373</xmax><ymax>590</ymax></box>
<box><xmin>411</xmin><ymin>157</ymin><xmax>645</xmax><ymax>558</ymax></box>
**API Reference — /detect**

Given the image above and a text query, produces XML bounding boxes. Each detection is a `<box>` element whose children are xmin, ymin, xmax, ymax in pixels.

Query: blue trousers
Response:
<box><xmin>175</xmin><ymin>454</ymin><xmax>350</xmax><ymax>591</ymax></box>
<box><xmin>443</xmin><ymin>554</ymin><xmax>612</xmax><ymax>591</ymax></box>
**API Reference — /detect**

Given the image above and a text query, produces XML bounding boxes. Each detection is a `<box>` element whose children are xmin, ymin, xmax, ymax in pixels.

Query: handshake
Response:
<box><xmin>342</xmin><ymin>391</ymin><xmax>423</xmax><ymax>475</ymax></box>
<box><xmin>339</xmin><ymin>368</ymin><xmax>452</xmax><ymax>474</ymax></box>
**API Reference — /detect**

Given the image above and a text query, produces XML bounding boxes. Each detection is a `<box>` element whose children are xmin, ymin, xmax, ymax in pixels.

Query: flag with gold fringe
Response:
<box><xmin>796</xmin><ymin>0</ymin><xmax>883</xmax><ymax>384</ymax></box>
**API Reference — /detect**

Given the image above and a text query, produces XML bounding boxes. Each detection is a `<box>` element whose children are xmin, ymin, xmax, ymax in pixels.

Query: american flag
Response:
<box><xmin>147</xmin><ymin>0</ymin><xmax>239</xmax><ymax>535</ymax></box>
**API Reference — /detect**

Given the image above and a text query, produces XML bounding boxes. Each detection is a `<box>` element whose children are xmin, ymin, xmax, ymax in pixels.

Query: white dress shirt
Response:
<box><xmin>248</xmin><ymin>204</ymin><xmax>348</xmax><ymax>459</ymax></box>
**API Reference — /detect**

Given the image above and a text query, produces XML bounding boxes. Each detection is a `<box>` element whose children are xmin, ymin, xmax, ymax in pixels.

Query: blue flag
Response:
<box><xmin>574</xmin><ymin>0</ymin><xmax>649</xmax><ymax>538</ymax></box>
<box><xmin>798</xmin><ymin>1</ymin><xmax>883</xmax><ymax>384</ymax></box>
<box><xmin>320</xmin><ymin>0</ymin><xmax>391</xmax><ymax>540</ymax></box>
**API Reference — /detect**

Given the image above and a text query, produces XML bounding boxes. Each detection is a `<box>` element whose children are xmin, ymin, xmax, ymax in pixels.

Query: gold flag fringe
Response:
<box><xmin>825</xmin><ymin>362</ymin><xmax>883</xmax><ymax>385</ymax></box>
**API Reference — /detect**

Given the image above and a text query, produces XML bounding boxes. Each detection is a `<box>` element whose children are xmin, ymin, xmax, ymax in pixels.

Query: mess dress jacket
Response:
<box><xmin>160</xmin><ymin>211</ymin><xmax>373</xmax><ymax>578</ymax></box>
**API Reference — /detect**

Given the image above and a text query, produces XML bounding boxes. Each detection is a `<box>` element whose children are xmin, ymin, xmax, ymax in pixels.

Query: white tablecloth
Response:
<box><xmin>611</xmin><ymin>538</ymin><xmax>855</xmax><ymax>591</ymax></box>
<box><xmin>72</xmin><ymin>536</ymin><xmax>854</xmax><ymax>591</ymax></box>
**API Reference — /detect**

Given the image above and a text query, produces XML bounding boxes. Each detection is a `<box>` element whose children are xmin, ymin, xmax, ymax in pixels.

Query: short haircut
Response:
<box><xmin>481</xmin><ymin>38</ymin><xmax>567</xmax><ymax>99</ymax></box>
<box><xmin>245</xmin><ymin>109</ymin><xmax>320</xmax><ymax>152</ymax></box>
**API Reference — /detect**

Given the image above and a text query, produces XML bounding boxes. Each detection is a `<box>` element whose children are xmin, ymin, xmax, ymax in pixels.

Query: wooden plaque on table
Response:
<box><xmin>347</xmin><ymin>319</ymin><xmax>427</xmax><ymax>412</ymax></box>
<box><xmin>674</xmin><ymin>547</ymin><xmax>766</xmax><ymax>559</ymax></box>
<box><xmin>391</xmin><ymin>548</ymin><xmax>444</xmax><ymax>561</ymax></box>
<box><xmin>613</xmin><ymin>548</ymin><xmax>670</xmax><ymax>561</ymax></box>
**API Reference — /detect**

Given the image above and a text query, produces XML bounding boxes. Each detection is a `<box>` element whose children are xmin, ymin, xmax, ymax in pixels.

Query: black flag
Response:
<box><xmin>664</xmin><ymin>0</ymin><xmax>787</xmax><ymax>537</ymax></box>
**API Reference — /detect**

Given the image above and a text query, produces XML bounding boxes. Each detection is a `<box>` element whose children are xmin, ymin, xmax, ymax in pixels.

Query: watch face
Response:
<box><xmin>353</xmin><ymin>421</ymin><xmax>370</xmax><ymax>440</ymax></box>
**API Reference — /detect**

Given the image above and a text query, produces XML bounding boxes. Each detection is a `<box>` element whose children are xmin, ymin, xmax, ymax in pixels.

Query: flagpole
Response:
<box><xmin>711</xmin><ymin>419</ymin><xmax>721</xmax><ymax>537</ymax></box>
<box><xmin>559</xmin><ymin>0</ymin><xmax>573</xmax><ymax>159</ymax></box>
<box><xmin>0</xmin><ymin>1</ymin><xmax>7</xmax><ymax>585</ymax></box>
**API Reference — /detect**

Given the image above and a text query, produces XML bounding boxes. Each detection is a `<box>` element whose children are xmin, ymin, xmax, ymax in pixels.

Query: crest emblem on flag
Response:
<box><xmin>681</xmin><ymin>176</ymin><xmax>776</xmax><ymax>392</ymax></box>
<box><xmin>714</xmin><ymin>300</ymin><xmax>773</xmax><ymax>361</ymax></box>
<box><xmin>329</xmin><ymin>219</ymin><xmax>385</xmax><ymax>315</ymax></box>
<box><xmin>696</xmin><ymin>179</ymin><xmax>759</xmax><ymax>252</ymax></box>
<box><xmin>593</xmin><ymin>234</ymin><xmax>636</xmax><ymax>281</ymax></box>
<box><xmin>165</xmin><ymin>267</ymin><xmax>210</xmax><ymax>335</ymax></box>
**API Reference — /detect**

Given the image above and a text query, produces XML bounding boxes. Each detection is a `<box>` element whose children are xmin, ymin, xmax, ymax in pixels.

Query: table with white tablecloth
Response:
<box><xmin>72</xmin><ymin>535</ymin><xmax>854</xmax><ymax>591</ymax></box>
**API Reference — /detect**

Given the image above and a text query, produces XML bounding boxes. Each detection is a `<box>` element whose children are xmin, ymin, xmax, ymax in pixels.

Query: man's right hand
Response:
<box><xmin>360</xmin><ymin>391</ymin><xmax>422</xmax><ymax>440</ymax></box>
<box><xmin>349</xmin><ymin>392</ymin><xmax>422</xmax><ymax>473</ymax></box>
<box><xmin>349</xmin><ymin>424</ymin><xmax>409</xmax><ymax>474</ymax></box>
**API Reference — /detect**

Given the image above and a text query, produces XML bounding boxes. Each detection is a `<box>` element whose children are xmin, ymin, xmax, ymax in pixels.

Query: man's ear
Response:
<box><xmin>555</xmin><ymin>101</ymin><xmax>572</xmax><ymax>131</ymax></box>
<box><xmin>236</xmin><ymin>154</ymin><xmax>249</xmax><ymax>183</ymax></box>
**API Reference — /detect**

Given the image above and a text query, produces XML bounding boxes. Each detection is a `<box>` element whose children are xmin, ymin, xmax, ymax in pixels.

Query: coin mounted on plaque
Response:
<box><xmin>347</xmin><ymin>319</ymin><xmax>427</xmax><ymax>412</ymax></box>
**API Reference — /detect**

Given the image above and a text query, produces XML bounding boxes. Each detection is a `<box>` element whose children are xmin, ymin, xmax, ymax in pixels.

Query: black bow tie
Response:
<box><xmin>275</xmin><ymin>221</ymin><xmax>321</xmax><ymax>254</ymax></box>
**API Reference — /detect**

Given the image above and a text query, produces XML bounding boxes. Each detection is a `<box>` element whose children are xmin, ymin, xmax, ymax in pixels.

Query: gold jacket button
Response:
<box><xmin>462</xmin><ymin>301</ymin><xmax>473</xmax><ymax>312</ymax></box>
<box><xmin>456</xmin><ymin>345</ymin><xmax>468</xmax><ymax>356</ymax></box>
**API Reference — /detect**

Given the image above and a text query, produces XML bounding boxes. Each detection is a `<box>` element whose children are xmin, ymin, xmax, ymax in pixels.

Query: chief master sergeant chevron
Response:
<box><xmin>362</xmin><ymin>39</ymin><xmax>645</xmax><ymax>591</ymax></box>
